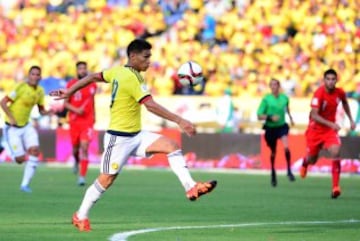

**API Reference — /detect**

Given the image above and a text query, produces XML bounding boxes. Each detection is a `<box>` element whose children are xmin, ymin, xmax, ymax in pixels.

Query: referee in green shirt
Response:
<box><xmin>257</xmin><ymin>78</ymin><xmax>295</xmax><ymax>187</ymax></box>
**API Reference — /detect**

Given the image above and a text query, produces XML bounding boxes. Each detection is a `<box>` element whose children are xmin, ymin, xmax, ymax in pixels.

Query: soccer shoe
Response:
<box><xmin>271</xmin><ymin>172</ymin><xmax>277</xmax><ymax>187</ymax></box>
<box><xmin>72</xmin><ymin>213</ymin><xmax>91</xmax><ymax>231</ymax></box>
<box><xmin>299</xmin><ymin>166</ymin><xmax>308</xmax><ymax>179</ymax></box>
<box><xmin>186</xmin><ymin>180</ymin><xmax>217</xmax><ymax>201</ymax></box>
<box><xmin>20</xmin><ymin>186</ymin><xmax>32</xmax><ymax>193</ymax></box>
<box><xmin>331</xmin><ymin>186</ymin><xmax>341</xmax><ymax>199</ymax></box>
<box><xmin>287</xmin><ymin>172</ymin><xmax>295</xmax><ymax>182</ymax></box>
<box><xmin>78</xmin><ymin>176</ymin><xmax>86</xmax><ymax>186</ymax></box>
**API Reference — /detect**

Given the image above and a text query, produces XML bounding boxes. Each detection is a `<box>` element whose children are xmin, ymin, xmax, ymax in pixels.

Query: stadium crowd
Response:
<box><xmin>0</xmin><ymin>0</ymin><xmax>359</xmax><ymax>97</ymax></box>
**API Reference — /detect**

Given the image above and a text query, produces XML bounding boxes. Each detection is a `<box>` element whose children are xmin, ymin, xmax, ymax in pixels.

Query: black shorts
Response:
<box><xmin>263</xmin><ymin>123</ymin><xmax>289</xmax><ymax>148</ymax></box>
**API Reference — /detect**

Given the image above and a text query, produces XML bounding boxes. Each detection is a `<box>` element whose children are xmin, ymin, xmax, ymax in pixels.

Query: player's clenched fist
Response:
<box><xmin>49</xmin><ymin>89</ymin><xmax>69</xmax><ymax>100</ymax></box>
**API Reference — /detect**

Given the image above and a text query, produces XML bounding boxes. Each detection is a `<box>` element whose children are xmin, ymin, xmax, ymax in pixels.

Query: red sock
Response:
<box><xmin>80</xmin><ymin>160</ymin><xmax>89</xmax><ymax>177</ymax></box>
<box><xmin>332</xmin><ymin>160</ymin><xmax>341</xmax><ymax>188</ymax></box>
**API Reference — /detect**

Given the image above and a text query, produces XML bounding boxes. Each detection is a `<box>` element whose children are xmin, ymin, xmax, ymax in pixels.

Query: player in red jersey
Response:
<box><xmin>65</xmin><ymin>61</ymin><xmax>96</xmax><ymax>186</ymax></box>
<box><xmin>300</xmin><ymin>69</ymin><xmax>355</xmax><ymax>198</ymax></box>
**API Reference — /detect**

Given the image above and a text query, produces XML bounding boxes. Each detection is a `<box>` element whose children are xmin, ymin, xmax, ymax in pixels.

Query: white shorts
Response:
<box><xmin>100</xmin><ymin>130</ymin><xmax>161</xmax><ymax>174</ymax></box>
<box><xmin>3</xmin><ymin>123</ymin><xmax>39</xmax><ymax>159</ymax></box>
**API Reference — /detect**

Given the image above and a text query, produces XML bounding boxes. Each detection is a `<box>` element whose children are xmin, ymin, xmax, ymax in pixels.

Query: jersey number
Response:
<box><xmin>110</xmin><ymin>80</ymin><xmax>119</xmax><ymax>108</ymax></box>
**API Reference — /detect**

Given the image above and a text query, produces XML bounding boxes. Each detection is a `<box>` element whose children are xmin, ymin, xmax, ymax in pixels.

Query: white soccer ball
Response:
<box><xmin>177</xmin><ymin>61</ymin><xmax>203</xmax><ymax>87</ymax></box>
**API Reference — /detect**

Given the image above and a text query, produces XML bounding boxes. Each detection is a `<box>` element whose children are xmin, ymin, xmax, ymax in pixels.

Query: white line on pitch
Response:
<box><xmin>109</xmin><ymin>219</ymin><xmax>360</xmax><ymax>241</ymax></box>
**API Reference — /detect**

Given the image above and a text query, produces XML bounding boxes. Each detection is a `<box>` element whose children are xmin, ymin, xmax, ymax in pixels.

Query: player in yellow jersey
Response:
<box><xmin>51</xmin><ymin>38</ymin><xmax>217</xmax><ymax>232</ymax></box>
<box><xmin>0</xmin><ymin>66</ymin><xmax>53</xmax><ymax>193</ymax></box>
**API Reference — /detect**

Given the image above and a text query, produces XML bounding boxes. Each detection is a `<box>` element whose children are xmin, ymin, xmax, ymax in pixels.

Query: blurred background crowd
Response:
<box><xmin>0</xmin><ymin>0</ymin><xmax>359</xmax><ymax>98</ymax></box>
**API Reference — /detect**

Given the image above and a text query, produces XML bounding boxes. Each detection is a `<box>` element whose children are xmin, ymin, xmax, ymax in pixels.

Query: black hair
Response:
<box><xmin>324</xmin><ymin>68</ymin><xmax>337</xmax><ymax>78</ymax></box>
<box><xmin>270</xmin><ymin>78</ymin><xmax>280</xmax><ymax>85</ymax></box>
<box><xmin>29</xmin><ymin>65</ymin><xmax>41</xmax><ymax>73</ymax></box>
<box><xmin>76</xmin><ymin>61</ymin><xmax>87</xmax><ymax>68</ymax></box>
<box><xmin>126</xmin><ymin>38</ymin><xmax>152</xmax><ymax>57</ymax></box>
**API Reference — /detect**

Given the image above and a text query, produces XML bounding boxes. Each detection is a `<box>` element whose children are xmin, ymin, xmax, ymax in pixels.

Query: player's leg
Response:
<box><xmin>137</xmin><ymin>131</ymin><xmax>216</xmax><ymax>201</ymax></box>
<box><xmin>300</xmin><ymin>129</ymin><xmax>320</xmax><ymax>178</ymax></box>
<box><xmin>264</xmin><ymin>128</ymin><xmax>278</xmax><ymax>187</ymax></box>
<box><xmin>5</xmin><ymin>126</ymin><xmax>32</xmax><ymax>192</ymax></box>
<box><xmin>77</xmin><ymin>127</ymin><xmax>93</xmax><ymax>186</ymax></box>
<box><xmin>78</xmin><ymin>140</ymin><xmax>89</xmax><ymax>186</ymax></box>
<box><xmin>73</xmin><ymin>133</ymin><xmax>135</xmax><ymax>231</ymax></box>
<box><xmin>325</xmin><ymin>135</ymin><xmax>342</xmax><ymax>198</ymax></box>
<box><xmin>279</xmin><ymin>126</ymin><xmax>295</xmax><ymax>181</ymax></box>
<box><xmin>72</xmin><ymin>145</ymin><xmax>80</xmax><ymax>174</ymax></box>
<box><xmin>21</xmin><ymin>125</ymin><xmax>41</xmax><ymax>192</ymax></box>
<box><xmin>70</xmin><ymin>126</ymin><xmax>80</xmax><ymax>174</ymax></box>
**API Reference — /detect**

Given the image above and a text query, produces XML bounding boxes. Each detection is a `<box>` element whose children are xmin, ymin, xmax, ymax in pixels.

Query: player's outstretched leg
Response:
<box><xmin>167</xmin><ymin>150</ymin><xmax>217</xmax><ymax>201</ymax></box>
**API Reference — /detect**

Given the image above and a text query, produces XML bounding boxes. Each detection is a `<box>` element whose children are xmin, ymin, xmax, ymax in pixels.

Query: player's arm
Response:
<box><xmin>38</xmin><ymin>105</ymin><xmax>54</xmax><ymax>116</ymax></box>
<box><xmin>50</xmin><ymin>73</ymin><xmax>103</xmax><ymax>100</ymax></box>
<box><xmin>63</xmin><ymin>99</ymin><xmax>83</xmax><ymax>115</ymax></box>
<box><xmin>143</xmin><ymin>96</ymin><xmax>196</xmax><ymax>137</ymax></box>
<box><xmin>310</xmin><ymin>107</ymin><xmax>340</xmax><ymax>130</ymax></box>
<box><xmin>0</xmin><ymin>96</ymin><xmax>17</xmax><ymax>125</ymax></box>
<box><xmin>341</xmin><ymin>97</ymin><xmax>356</xmax><ymax>130</ymax></box>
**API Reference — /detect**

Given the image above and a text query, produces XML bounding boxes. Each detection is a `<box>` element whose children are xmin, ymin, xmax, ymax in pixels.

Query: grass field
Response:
<box><xmin>0</xmin><ymin>163</ymin><xmax>360</xmax><ymax>241</ymax></box>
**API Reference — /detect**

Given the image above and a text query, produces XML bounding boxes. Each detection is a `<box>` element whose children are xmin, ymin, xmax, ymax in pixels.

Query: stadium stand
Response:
<box><xmin>0</xmin><ymin>0</ymin><xmax>359</xmax><ymax>98</ymax></box>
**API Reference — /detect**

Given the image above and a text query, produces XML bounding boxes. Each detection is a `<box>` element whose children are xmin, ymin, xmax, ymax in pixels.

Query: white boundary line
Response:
<box><xmin>109</xmin><ymin>219</ymin><xmax>360</xmax><ymax>241</ymax></box>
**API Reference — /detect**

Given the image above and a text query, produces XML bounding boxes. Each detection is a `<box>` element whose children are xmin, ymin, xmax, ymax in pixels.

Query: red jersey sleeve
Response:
<box><xmin>310</xmin><ymin>87</ymin><xmax>323</xmax><ymax>109</ymax></box>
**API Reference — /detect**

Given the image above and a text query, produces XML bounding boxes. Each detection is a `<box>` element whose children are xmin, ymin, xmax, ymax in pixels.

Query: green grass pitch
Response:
<box><xmin>0</xmin><ymin>163</ymin><xmax>360</xmax><ymax>241</ymax></box>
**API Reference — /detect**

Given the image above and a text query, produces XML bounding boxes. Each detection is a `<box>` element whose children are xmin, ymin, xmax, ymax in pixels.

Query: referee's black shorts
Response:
<box><xmin>263</xmin><ymin>123</ymin><xmax>289</xmax><ymax>149</ymax></box>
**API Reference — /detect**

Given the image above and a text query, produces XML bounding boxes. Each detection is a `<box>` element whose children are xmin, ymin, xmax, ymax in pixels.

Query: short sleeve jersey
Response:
<box><xmin>257</xmin><ymin>93</ymin><xmax>289</xmax><ymax>128</ymax></box>
<box><xmin>309</xmin><ymin>85</ymin><xmax>346</xmax><ymax>130</ymax></box>
<box><xmin>66</xmin><ymin>79</ymin><xmax>96</xmax><ymax>126</ymax></box>
<box><xmin>6</xmin><ymin>82</ymin><xmax>45</xmax><ymax>126</ymax></box>
<box><xmin>101</xmin><ymin>66</ymin><xmax>151</xmax><ymax>133</ymax></box>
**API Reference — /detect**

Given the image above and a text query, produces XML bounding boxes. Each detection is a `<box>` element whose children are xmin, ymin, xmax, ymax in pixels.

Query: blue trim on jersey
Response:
<box><xmin>5</xmin><ymin>122</ymin><xmax>28</xmax><ymax>128</ymax></box>
<box><xmin>106</xmin><ymin>130</ymin><xmax>140</xmax><ymax>137</ymax></box>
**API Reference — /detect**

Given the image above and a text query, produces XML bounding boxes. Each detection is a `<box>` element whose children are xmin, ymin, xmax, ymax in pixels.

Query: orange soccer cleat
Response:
<box><xmin>186</xmin><ymin>180</ymin><xmax>217</xmax><ymax>201</ymax></box>
<box><xmin>300</xmin><ymin>166</ymin><xmax>308</xmax><ymax>179</ymax></box>
<box><xmin>72</xmin><ymin>213</ymin><xmax>91</xmax><ymax>232</ymax></box>
<box><xmin>331</xmin><ymin>186</ymin><xmax>341</xmax><ymax>199</ymax></box>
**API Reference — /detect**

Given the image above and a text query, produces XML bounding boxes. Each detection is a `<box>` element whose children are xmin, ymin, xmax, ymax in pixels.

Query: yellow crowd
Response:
<box><xmin>0</xmin><ymin>0</ymin><xmax>359</xmax><ymax>97</ymax></box>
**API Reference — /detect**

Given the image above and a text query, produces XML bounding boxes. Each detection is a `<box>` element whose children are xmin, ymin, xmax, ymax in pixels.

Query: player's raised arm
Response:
<box><xmin>50</xmin><ymin>73</ymin><xmax>103</xmax><ymax>99</ymax></box>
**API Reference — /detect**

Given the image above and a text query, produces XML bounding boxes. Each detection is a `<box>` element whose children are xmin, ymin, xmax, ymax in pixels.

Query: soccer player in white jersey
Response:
<box><xmin>51</xmin><ymin>38</ymin><xmax>217</xmax><ymax>232</ymax></box>
<box><xmin>1</xmin><ymin>66</ymin><xmax>53</xmax><ymax>193</ymax></box>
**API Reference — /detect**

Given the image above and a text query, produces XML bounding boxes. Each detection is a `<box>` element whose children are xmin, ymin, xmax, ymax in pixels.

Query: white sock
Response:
<box><xmin>21</xmin><ymin>155</ymin><xmax>38</xmax><ymax>187</ymax></box>
<box><xmin>77</xmin><ymin>179</ymin><xmax>106</xmax><ymax>220</ymax></box>
<box><xmin>167</xmin><ymin>150</ymin><xmax>196</xmax><ymax>191</ymax></box>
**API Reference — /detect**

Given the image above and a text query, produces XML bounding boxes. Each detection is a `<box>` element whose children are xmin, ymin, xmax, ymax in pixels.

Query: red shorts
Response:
<box><xmin>69</xmin><ymin>123</ymin><xmax>94</xmax><ymax>146</ymax></box>
<box><xmin>305</xmin><ymin>127</ymin><xmax>341</xmax><ymax>156</ymax></box>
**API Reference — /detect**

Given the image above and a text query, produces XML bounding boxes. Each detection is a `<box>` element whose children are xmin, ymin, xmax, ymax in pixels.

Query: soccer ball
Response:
<box><xmin>177</xmin><ymin>61</ymin><xmax>203</xmax><ymax>87</ymax></box>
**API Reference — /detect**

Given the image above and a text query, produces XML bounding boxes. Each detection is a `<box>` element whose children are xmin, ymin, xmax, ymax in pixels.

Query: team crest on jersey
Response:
<box><xmin>111</xmin><ymin>163</ymin><xmax>119</xmax><ymax>171</ymax></box>
<box><xmin>140</xmin><ymin>84</ymin><xmax>148</xmax><ymax>93</ymax></box>
<box><xmin>311</xmin><ymin>98</ymin><xmax>318</xmax><ymax>106</ymax></box>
